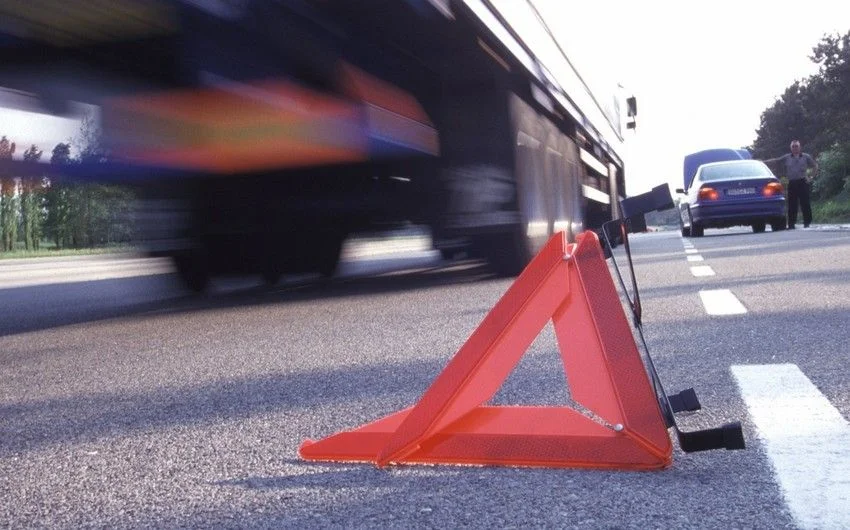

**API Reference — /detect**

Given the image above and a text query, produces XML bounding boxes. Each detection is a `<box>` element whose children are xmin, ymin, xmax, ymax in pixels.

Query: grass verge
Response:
<box><xmin>0</xmin><ymin>245</ymin><xmax>137</xmax><ymax>260</ymax></box>
<box><xmin>813</xmin><ymin>191</ymin><xmax>850</xmax><ymax>223</ymax></box>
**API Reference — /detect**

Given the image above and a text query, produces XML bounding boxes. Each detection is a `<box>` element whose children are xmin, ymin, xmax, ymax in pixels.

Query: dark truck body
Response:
<box><xmin>0</xmin><ymin>0</ymin><xmax>630</xmax><ymax>289</ymax></box>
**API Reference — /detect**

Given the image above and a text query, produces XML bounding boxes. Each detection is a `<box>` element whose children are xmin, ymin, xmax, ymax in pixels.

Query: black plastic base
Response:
<box><xmin>619</xmin><ymin>183</ymin><xmax>675</xmax><ymax>219</ymax></box>
<box><xmin>668</xmin><ymin>388</ymin><xmax>701</xmax><ymax>413</ymax></box>
<box><xmin>677</xmin><ymin>422</ymin><xmax>746</xmax><ymax>452</ymax></box>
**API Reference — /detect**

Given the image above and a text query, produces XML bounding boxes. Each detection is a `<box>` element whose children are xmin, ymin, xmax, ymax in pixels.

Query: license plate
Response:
<box><xmin>727</xmin><ymin>188</ymin><xmax>756</xmax><ymax>196</ymax></box>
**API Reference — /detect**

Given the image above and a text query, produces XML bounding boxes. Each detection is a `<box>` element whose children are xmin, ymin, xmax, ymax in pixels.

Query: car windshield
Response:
<box><xmin>698</xmin><ymin>161</ymin><xmax>772</xmax><ymax>181</ymax></box>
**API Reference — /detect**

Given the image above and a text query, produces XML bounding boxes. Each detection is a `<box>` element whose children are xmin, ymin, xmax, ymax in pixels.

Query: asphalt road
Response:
<box><xmin>1</xmin><ymin>227</ymin><xmax>848</xmax><ymax>528</ymax></box>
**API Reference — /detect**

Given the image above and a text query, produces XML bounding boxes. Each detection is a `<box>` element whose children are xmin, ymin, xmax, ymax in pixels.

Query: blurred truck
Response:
<box><xmin>0</xmin><ymin>0</ymin><xmax>635</xmax><ymax>290</ymax></box>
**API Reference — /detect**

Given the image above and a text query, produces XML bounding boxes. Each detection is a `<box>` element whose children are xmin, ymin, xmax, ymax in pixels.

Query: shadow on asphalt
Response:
<box><xmin>0</xmin><ymin>356</ymin><xmax>442</xmax><ymax>456</ymax></box>
<box><xmin>0</xmin><ymin>257</ymin><xmax>497</xmax><ymax>337</ymax></box>
<box><xmin>0</xmin><ymin>336</ymin><xmax>578</xmax><ymax>457</ymax></box>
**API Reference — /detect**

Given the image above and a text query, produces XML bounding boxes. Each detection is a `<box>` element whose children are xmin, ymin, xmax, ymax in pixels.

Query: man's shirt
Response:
<box><xmin>776</xmin><ymin>153</ymin><xmax>816</xmax><ymax>181</ymax></box>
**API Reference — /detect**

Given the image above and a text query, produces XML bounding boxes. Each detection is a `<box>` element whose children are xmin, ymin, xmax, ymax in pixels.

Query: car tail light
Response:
<box><xmin>698</xmin><ymin>186</ymin><xmax>719</xmax><ymax>201</ymax></box>
<box><xmin>763</xmin><ymin>181</ymin><xmax>784</xmax><ymax>196</ymax></box>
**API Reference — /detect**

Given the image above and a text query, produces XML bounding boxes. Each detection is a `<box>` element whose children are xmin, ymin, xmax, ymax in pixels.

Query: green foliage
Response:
<box><xmin>0</xmin><ymin>135</ymin><xmax>18</xmax><ymax>252</ymax></box>
<box><xmin>812</xmin><ymin>190</ymin><xmax>850</xmax><ymax>223</ymax></box>
<box><xmin>752</xmin><ymin>30</ymin><xmax>850</xmax><ymax>218</ymax></box>
<box><xmin>809</xmin><ymin>32</ymin><xmax>850</xmax><ymax>147</ymax></box>
<box><xmin>812</xmin><ymin>144</ymin><xmax>850</xmax><ymax>200</ymax></box>
<box><xmin>1</xmin><ymin>115</ymin><xmax>137</xmax><ymax>254</ymax></box>
<box><xmin>44</xmin><ymin>180</ymin><xmax>135</xmax><ymax>249</ymax></box>
<box><xmin>44</xmin><ymin>183</ymin><xmax>71</xmax><ymax>249</ymax></box>
<box><xmin>50</xmin><ymin>142</ymin><xmax>71</xmax><ymax>165</ymax></box>
<box><xmin>0</xmin><ymin>187</ymin><xmax>18</xmax><ymax>252</ymax></box>
<box><xmin>21</xmin><ymin>144</ymin><xmax>45</xmax><ymax>250</ymax></box>
<box><xmin>44</xmin><ymin>143</ymin><xmax>74</xmax><ymax>249</ymax></box>
<box><xmin>0</xmin><ymin>245</ymin><xmax>134</xmax><ymax>260</ymax></box>
<box><xmin>753</xmin><ymin>30</ymin><xmax>850</xmax><ymax>157</ymax></box>
<box><xmin>752</xmin><ymin>81</ymin><xmax>824</xmax><ymax>159</ymax></box>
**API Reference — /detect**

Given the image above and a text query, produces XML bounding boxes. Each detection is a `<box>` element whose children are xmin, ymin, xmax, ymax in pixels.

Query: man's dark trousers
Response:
<box><xmin>787</xmin><ymin>179</ymin><xmax>812</xmax><ymax>228</ymax></box>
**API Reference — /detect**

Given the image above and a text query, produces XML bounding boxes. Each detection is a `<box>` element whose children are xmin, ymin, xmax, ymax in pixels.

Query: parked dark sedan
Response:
<box><xmin>676</xmin><ymin>160</ymin><xmax>786</xmax><ymax>236</ymax></box>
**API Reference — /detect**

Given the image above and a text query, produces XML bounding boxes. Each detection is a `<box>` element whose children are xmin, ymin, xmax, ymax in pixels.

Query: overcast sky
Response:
<box><xmin>0</xmin><ymin>90</ymin><xmax>91</xmax><ymax>159</ymax></box>
<box><xmin>529</xmin><ymin>0</ymin><xmax>850</xmax><ymax>194</ymax></box>
<box><xmin>0</xmin><ymin>108</ymin><xmax>81</xmax><ymax>158</ymax></box>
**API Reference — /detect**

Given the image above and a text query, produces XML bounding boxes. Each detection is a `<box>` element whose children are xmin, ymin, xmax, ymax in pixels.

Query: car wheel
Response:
<box><xmin>752</xmin><ymin>222</ymin><xmax>766</xmax><ymax>234</ymax></box>
<box><xmin>691</xmin><ymin>223</ymin><xmax>704</xmax><ymax>237</ymax></box>
<box><xmin>681</xmin><ymin>207</ymin><xmax>695</xmax><ymax>237</ymax></box>
<box><xmin>770</xmin><ymin>217</ymin><xmax>786</xmax><ymax>231</ymax></box>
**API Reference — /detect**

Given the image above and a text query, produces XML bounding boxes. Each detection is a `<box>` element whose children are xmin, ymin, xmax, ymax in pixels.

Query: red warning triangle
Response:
<box><xmin>300</xmin><ymin>231</ymin><xmax>673</xmax><ymax>469</ymax></box>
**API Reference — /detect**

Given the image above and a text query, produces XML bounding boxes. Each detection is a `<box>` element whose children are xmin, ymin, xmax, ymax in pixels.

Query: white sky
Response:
<box><xmin>0</xmin><ymin>107</ymin><xmax>81</xmax><ymax>159</ymax></box>
<box><xmin>1</xmin><ymin>2</ymin><xmax>848</xmax><ymax>194</ymax></box>
<box><xmin>529</xmin><ymin>0</ymin><xmax>850</xmax><ymax>194</ymax></box>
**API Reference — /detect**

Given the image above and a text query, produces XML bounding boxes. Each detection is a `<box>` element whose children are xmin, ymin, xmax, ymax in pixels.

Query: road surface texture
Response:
<box><xmin>1</xmin><ymin>227</ymin><xmax>848</xmax><ymax>528</ymax></box>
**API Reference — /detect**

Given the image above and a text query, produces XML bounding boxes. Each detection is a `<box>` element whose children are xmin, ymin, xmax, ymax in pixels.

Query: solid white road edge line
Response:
<box><xmin>731</xmin><ymin>364</ymin><xmax>850</xmax><ymax>530</ymax></box>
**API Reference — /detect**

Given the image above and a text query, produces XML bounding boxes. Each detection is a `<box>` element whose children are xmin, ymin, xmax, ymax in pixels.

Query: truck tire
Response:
<box><xmin>261</xmin><ymin>260</ymin><xmax>283</xmax><ymax>286</ymax></box>
<box><xmin>173</xmin><ymin>251</ymin><xmax>210</xmax><ymax>293</ymax></box>
<box><xmin>314</xmin><ymin>235</ymin><xmax>345</xmax><ymax>277</ymax></box>
<box><xmin>439</xmin><ymin>247</ymin><xmax>458</xmax><ymax>261</ymax></box>
<box><xmin>262</xmin><ymin>235</ymin><xmax>285</xmax><ymax>285</ymax></box>
<box><xmin>475</xmin><ymin>229</ymin><xmax>530</xmax><ymax>277</ymax></box>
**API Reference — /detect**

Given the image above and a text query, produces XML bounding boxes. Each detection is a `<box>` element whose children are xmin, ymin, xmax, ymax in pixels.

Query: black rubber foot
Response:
<box><xmin>677</xmin><ymin>422</ymin><xmax>746</xmax><ymax>452</ymax></box>
<box><xmin>668</xmin><ymin>388</ymin><xmax>701</xmax><ymax>413</ymax></box>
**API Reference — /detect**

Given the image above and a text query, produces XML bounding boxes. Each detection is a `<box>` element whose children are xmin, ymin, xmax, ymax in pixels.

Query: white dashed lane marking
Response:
<box><xmin>685</xmin><ymin>249</ymin><xmax>699</xmax><ymax>254</ymax></box>
<box><xmin>690</xmin><ymin>265</ymin><xmax>715</xmax><ymax>277</ymax></box>
<box><xmin>686</xmin><ymin>255</ymin><xmax>704</xmax><ymax>262</ymax></box>
<box><xmin>699</xmin><ymin>289</ymin><xmax>747</xmax><ymax>315</ymax></box>
<box><xmin>731</xmin><ymin>364</ymin><xmax>850</xmax><ymax>530</ymax></box>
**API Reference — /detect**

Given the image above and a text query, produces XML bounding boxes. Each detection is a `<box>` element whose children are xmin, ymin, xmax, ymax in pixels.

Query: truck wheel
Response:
<box><xmin>475</xmin><ymin>229</ymin><xmax>529</xmax><ymax>277</ymax></box>
<box><xmin>439</xmin><ymin>247</ymin><xmax>457</xmax><ymax>261</ymax></box>
<box><xmin>313</xmin><ymin>234</ymin><xmax>345</xmax><ymax>278</ymax></box>
<box><xmin>261</xmin><ymin>261</ymin><xmax>283</xmax><ymax>285</ymax></box>
<box><xmin>173</xmin><ymin>251</ymin><xmax>210</xmax><ymax>293</ymax></box>
<box><xmin>262</xmin><ymin>238</ymin><xmax>285</xmax><ymax>285</ymax></box>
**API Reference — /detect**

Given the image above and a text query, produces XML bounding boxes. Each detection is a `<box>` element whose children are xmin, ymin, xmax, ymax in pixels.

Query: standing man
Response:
<box><xmin>763</xmin><ymin>140</ymin><xmax>819</xmax><ymax>229</ymax></box>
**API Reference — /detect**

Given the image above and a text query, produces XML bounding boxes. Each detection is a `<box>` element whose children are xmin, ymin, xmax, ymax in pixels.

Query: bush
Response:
<box><xmin>813</xmin><ymin>144</ymin><xmax>850</xmax><ymax>199</ymax></box>
<box><xmin>812</xmin><ymin>190</ymin><xmax>850</xmax><ymax>223</ymax></box>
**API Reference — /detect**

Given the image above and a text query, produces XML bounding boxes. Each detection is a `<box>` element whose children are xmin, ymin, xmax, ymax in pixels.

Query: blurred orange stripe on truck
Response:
<box><xmin>103</xmin><ymin>66</ymin><xmax>438</xmax><ymax>174</ymax></box>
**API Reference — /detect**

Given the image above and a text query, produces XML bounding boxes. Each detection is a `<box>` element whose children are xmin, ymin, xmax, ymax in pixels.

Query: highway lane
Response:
<box><xmin>0</xmin><ymin>235</ymin><xmax>442</xmax><ymax>336</ymax></box>
<box><xmin>0</xmin><ymin>227</ymin><xmax>848</xmax><ymax>528</ymax></box>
